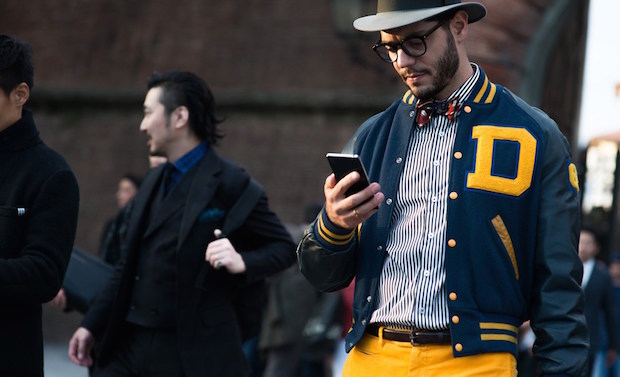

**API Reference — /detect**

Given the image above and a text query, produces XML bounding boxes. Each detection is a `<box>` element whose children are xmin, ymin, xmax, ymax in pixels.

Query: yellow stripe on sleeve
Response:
<box><xmin>317</xmin><ymin>214</ymin><xmax>355</xmax><ymax>246</ymax></box>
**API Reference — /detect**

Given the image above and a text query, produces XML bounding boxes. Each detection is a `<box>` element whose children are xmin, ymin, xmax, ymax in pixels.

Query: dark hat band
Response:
<box><xmin>378</xmin><ymin>0</ymin><xmax>461</xmax><ymax>13</ymax></box>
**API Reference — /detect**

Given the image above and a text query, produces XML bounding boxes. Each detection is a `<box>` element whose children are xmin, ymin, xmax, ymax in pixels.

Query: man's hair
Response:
<box><xmin>581</xmin><ymin>226</ymin><xmax>602</xmax><ymax>247</ymax></box>
<box><xmin>121</xmin><ymin>173</ymin><xmax>142</xmax><ymax>190</ymax></box>
<box><xmin>146</xmin><ymin>70</ymin><xmax>223</xmax><ymax>145</ymax></box>
<box><xmin>0</xmin><ymin>34</ymin><xmax>34</xmax><ymax>95</ymax></box>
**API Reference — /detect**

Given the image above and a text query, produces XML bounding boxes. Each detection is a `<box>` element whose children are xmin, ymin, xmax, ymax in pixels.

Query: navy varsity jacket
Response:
<box><xmin>297</xmin><ymin>68</ymin><xmax>588</xmax><ymax>377</ymax></box>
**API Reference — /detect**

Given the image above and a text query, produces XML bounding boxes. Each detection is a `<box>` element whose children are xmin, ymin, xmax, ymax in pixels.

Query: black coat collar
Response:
<box><xmin>0</xmin><ymin>109</ymin><xmax>41</xmax><ymax>152</ymax></box>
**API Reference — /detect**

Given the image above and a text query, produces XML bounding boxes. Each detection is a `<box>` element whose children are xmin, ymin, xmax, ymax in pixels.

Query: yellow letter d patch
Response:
<box><xmin>467</xmin><ymin>126</ymin><xmax>537</xmax><ymax>197</ymax></box>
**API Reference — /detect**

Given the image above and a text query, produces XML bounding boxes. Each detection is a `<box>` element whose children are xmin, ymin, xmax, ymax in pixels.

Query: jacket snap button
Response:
<box><xmin>449</xmin><ymin>292</ymin><xmax>457</xmax><ymax>301</ymax></box>
<box><xmin>449</xmin><ymin>192</ymin><xmax>458</xmax><ymax>200</ymax></box>
<box><xmin>367</xmin><ymin>296</ymin><xmax>372</xmax><ymax>302</ymax></box>
<box><xmin>448</xmin><ymin>239</ymin><xmax>456</xmax><ymax>247</ymax></box>
<box><xmin>455</xmin><ymin>343</ymin><xmax>463</xmax><ymax>352</ymax></box>
<box><xmin>452</xmin><ymin>315</ymin><xmax>460</xmax><ymax>324</ymax></box>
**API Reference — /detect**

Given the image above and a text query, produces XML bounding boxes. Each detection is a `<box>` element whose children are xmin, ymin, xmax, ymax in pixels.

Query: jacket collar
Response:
<box><xmin>399</xmin><ymin>65</ymin><xmax>500</xmax><ymax>108</ymax></box>
<box><xmin>134</xmin><ymin>145</ymin><xmax>223</xmax><ymax>244</ymax></box>
<box><xmin>0</xmin><ymin>109</ymin><xmax>41</xmax><ymax>152</ymax></box>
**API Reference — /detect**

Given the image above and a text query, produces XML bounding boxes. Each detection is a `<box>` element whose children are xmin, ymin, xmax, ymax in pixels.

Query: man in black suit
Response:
<box><xmin>68</xmin><ymin>70</ymin><xmax>296</xmax><ymax>377</ymax></box>
<box><xmin>0</xmin><ymin>34</ymin><xmax>80</xmax><ymax>376</ymax></box>
<box><xmin>579</xmin><ymin>227</ymin><xmax>619</xmax><ymax>376</ymax></box>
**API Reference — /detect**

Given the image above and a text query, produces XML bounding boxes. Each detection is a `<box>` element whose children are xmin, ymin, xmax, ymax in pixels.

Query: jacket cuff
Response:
<box><xmin>312</xmin><ymin>209</ymin><xmax>355</xmax><ymax>250</ymax></box>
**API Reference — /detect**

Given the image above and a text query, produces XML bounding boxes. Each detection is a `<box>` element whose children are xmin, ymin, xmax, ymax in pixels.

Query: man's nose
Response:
<box><xmin>396</xmin><ymin>48</ymin><xmax>416</xmax><ymax>66</ymax></box>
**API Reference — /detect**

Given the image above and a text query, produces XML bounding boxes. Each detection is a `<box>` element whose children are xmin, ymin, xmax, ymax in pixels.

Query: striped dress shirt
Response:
<box><xmin>370</xmin><ymin>66</ymin><xmax>481</xmax><ymax>330</ymax></box>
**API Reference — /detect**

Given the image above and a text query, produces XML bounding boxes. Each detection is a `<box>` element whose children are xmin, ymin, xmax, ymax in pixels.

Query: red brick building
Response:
<box><xmin>1</xmin><ymin>0</ymin><xmax>589</xmax><ymax>254</ymax></box>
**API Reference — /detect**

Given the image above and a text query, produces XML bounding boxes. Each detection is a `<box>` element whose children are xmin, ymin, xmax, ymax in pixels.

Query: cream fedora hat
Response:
<box><xmin>354</xmin><ymin>0</ymin><xmax>487</xmax><ymax>32</ymax></box>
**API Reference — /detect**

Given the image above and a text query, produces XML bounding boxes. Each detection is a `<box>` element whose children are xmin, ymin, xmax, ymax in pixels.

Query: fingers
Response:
<box><xmin>324</xmin><ymin>176</ymin><xmax>383</xmax><ymax>229</ymax></box>
<box><xmin>68</xmin><ymin>337</ymin><xmax>80</xmax><ymax>365</ymax></box>
<box><xmin>205</xmin><ymin>236</ymin><xmax>232</xmax><ymax>269</ymax></box>
<box><xmin>49</xmin><ymin>289</ymin><xmax>67</xmax><ymax>311</ymax></box>
<box><xmin>68</xmin><ymin>328</ymin><xmax>93</xmax><ymax>367</ymax></box>
<box><xmin>204</xmin><ymin>233</ymin><xmax>246</xmax><ymax>274</ymax></box>
<box><xmin>327</xmin><ymin>171</ymin><xmax>360</xmax><ymax>198</ymax></box>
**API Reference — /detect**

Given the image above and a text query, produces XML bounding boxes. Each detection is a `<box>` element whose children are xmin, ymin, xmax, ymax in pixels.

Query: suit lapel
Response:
<box><xmin>177</xmin><ymin>148</ymin><xmax>222</xmax><ymax>247</ymax></box>
<box><xmin>142</xmin><ymin>176</ymin><xmax>188</xmax><ymax>239</ymax></box>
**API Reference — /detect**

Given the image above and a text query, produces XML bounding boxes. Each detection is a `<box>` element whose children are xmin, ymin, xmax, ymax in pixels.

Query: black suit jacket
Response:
<box><xmin>584</xmin><ymin>261</ymin><xmax>620</xmax><ymax>354</ymax></box>
<box><xmin>82</xmin><ymin>147</ymin><xmax>295</xmax><ymax>377</ymax></box>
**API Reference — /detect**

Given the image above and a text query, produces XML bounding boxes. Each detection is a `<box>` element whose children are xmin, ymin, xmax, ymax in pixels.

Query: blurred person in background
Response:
<box><xmin>258</xmin><ymin>204</ymin><xmax>323</xmax><ymax>377</ymax></box>
<box><xmin>605</xmin><ymin>253</ymin><xmax>620</xmax><ymax>376</ymax></box>
<box><xmin>98</xmin><ymin>173</ymin><xmax>141</xmax><ymax>265</ymax></box>
<box><xmin>579</xmin><ymin>228</ymin><xmax>619</xmax><ymax>376</ymax></box>
<box><xmin>49</xmin><ymin>173</ymin><xmax>141</xmax><ymax>312</ymax></box>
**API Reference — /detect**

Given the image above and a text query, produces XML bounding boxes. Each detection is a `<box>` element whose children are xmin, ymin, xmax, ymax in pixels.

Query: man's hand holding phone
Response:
<box><xmin>324</xmin><ymin>153</ymin><xmax>384</xmax><ymax>229</ymax></box>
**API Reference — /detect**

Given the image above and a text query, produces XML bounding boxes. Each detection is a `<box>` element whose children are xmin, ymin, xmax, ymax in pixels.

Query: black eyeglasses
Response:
<box><xmin>372</xmin><ymin>17</ymin><xmax>450</xmax><ymax>63</ymax></box>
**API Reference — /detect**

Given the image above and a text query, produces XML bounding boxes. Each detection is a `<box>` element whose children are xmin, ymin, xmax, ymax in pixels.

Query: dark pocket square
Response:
<box><xmin>199</xmin><ymin>208</ymin><xmax>225</xmax><ymax>222</ymax></box>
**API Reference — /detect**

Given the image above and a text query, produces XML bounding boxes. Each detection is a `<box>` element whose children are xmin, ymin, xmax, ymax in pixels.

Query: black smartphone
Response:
<box><xmin>326</xmin><ymin>153</ymin><xmax>371</xmax><ymax>197</ymax></box>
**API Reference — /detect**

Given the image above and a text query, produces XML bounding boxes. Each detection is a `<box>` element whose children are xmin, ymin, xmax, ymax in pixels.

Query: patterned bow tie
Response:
<box><xmin>416</xmin><ymin>98</ymin><xmax>460</xmax><ymax>126</ymax></box>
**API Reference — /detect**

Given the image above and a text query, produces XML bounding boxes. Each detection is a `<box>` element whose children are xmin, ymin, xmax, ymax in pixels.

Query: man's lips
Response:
<box><xmin>407</xmin><ymin>71</ymin><xmax>426</xmax><ymax>80</ymax></box>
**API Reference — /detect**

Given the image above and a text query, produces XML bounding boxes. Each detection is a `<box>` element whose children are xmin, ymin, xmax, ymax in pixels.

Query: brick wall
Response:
<box><xmin>1</xmin><ymin>0</ymin><xmax>587</xmax><ymax>254</ymax></box>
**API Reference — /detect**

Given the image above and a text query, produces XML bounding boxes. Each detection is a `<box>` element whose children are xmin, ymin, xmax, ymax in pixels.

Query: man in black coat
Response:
<box><xmin>0</xmin><ymin>34</ymin><xmax>80</xmax><ymax>376</ymax></box>
<box><xmin>68</xmin><ymin>70</ymin><xmax>296</xmax><ymax>377</ymax></box>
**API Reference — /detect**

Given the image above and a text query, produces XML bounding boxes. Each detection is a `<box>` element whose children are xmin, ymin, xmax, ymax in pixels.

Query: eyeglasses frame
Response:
<box><xmin>372</xmin><ymin>16</ymin><xmax>452</xmax><ymax>63</ymax></box>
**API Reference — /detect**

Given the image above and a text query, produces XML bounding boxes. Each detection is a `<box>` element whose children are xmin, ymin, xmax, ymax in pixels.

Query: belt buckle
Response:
<box><xmin>409</xmin><ymin>329</ymin><xmax>421</xmax><ymax>346</ymax></box>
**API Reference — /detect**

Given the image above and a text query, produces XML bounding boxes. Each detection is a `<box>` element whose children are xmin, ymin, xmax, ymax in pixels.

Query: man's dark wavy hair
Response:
<box><xmin>147</xmin><ymin>70</ymin><xmax>223</xmax><ymax>145</ymax></box>
<box><xmin>0</xmin><ymin>34</ymin><xmax>34</xmax><ymax>95</ymax></box>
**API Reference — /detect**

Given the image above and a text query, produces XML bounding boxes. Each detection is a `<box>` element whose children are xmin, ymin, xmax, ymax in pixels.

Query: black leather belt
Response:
<box><xmin>366</xmin><ymin>324</ymin><xmax>451</xmax><ymax>345</ymax></box>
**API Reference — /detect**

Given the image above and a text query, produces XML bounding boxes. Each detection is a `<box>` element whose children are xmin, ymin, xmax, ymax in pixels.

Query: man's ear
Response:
<box><xmin>451</xmin><ymin>10</ymin><xmax>469</xmax><ymax>42</ymax></box>
<box><xmin>12</xmin><ymin>83</ymin><xmax>30</xmax><ymax>107</ymax></box>
<box><xmin>172</xmin><ymin>106</ymin><xmax>189</xmax><ymax>129</ymax></box>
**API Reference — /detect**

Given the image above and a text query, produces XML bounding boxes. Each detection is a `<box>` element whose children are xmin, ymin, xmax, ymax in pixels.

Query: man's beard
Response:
<box><xmin>410</xmin><ymin>30</ymin><xmax>459</xmax><ymax>100</ymax></box>
<box><xmin>148</xmin><ymin>116</ymin><xmax>173</xmax><ymax>157</ymax></box>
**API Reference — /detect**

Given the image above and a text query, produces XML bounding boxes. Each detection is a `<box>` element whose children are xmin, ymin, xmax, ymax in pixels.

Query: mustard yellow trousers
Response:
<box><xmin>342</xmin><ymin>332</ymin><xmax>517</xmax><ymax>377</ymax></box>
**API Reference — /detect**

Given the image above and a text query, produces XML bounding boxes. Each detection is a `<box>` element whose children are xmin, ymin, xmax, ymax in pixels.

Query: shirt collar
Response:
<box><xmin>172</xmin><ymin>142</ymin><xmax>207</xmax><ymax>176</ymax></box>
<box><xmin>445</xmin><ymin>63</ymin><xmax>480</xmax><ymax>108</ymax></box>
<box><xmin>582</xmin><ymin>258</ymin><xmax>595</xmax><ymax>288</ymax></box>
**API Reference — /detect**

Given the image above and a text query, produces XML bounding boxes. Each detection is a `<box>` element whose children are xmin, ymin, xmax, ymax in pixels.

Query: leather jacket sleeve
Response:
<box><xmin>528</xmin><ymin>125</ymin><xmax>589</xmax><ymax>377</ymax></box>
<box><xmin>297</xmin><ymin>213</ymin><xmax>357</xmax><ymax>293</ymax></box>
